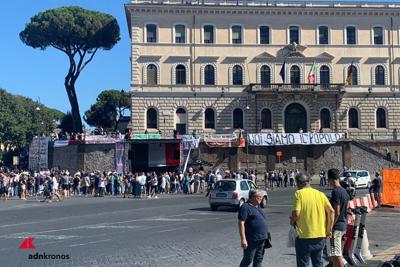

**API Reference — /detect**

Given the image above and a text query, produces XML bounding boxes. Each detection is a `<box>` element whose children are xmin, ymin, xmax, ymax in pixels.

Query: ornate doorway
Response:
<box><xmin>284</xmin><ymin>103</ymin><xmax>307</xmax><ymax>133</ymax></box>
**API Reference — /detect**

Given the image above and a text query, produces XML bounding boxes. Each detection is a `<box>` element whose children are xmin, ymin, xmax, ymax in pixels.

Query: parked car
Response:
<box><xmin>340</xmin><ymin>170</ymin><xmax>371</xmax><ymax>189</ymax></box>
<box><xmin>208</xmin><ymin>179</ymin><xmax>268</xmax><ymax>211</ymax></box>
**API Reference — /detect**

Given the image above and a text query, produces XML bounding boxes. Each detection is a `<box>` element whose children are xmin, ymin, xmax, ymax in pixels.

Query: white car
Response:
<box><xmin>208</xmin><ymin>179</ymin><xmax>268</xmax><ymax>211</ymax></box>
<box><xmin>340</xmin><ymin>170</ymin><xmax>371</xmax><ymax>189</ymax></box>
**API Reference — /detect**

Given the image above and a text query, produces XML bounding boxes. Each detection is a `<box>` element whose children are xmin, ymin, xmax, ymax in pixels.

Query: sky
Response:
<box><xmin>0</xmin><ymin>0</ymin><xmax>397</xmax><ymax>117</ymax></box>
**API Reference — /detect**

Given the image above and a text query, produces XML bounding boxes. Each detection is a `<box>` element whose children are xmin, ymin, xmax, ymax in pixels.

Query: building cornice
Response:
<box><xmin>125</xmin><ymin>2</ymin><xmax>400</xmax><ymax>17</ymax></box>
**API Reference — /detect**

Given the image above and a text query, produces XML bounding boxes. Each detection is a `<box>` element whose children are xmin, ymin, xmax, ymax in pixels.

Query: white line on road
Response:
<box><xmin>68</xmin><ymin>239</ymin><xmax>112</xmax><ymax>247</ymax></box>
<box><xmin>158</xmin><ymin>226</ymin><xmax>190</xmax><ymax>233</ymax></box>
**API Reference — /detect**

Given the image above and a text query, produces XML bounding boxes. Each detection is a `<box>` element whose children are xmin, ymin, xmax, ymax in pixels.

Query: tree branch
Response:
<box><xmin>79</xmin><ymin>48</ymin><xmax>98</xmax><ymax>73</ymax></box>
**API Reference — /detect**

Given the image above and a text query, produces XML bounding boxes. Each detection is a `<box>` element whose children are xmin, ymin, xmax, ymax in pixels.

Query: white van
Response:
<box><xmin>340</xmin><ymin>170</ymin><xmax>371</xmax><ymax>189</ymax></box>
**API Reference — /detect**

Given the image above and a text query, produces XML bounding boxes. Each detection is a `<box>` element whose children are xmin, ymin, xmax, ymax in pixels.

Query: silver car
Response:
<box><xmin>208</xmin><ymin>179</ymin><xmax>269</xmax><ymax>211</ymax></box>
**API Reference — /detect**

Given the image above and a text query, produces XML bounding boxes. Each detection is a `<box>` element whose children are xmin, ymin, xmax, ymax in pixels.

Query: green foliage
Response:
<box><xmin>20</xmin><ymin>6</ymin><xmax>121</xmax><ymax>133</ymax></box>
<box><xmin>0</xmin><ymin>88</ymin><xmax>64</xmax><ymax>149</ymax></box>
<box><xmin>59</xmin><ymin>112</ymin><xmax>74</xmax><ymax>133</ymax></box>
<box><xmin>84</xmin><ymin>89</ymin><xmax>131</xmax><ymax>130</ymax></box>
<box><xmin>19</xmin><ymin>6</ymin><xmax>120</xmax><ymax>51</ymax></box>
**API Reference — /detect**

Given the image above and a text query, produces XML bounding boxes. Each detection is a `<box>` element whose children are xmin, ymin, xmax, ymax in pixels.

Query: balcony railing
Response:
<box><xmin>249</xmin><ymin>83</ymin><xmax>345</xmax><ymax>92</ymax></box>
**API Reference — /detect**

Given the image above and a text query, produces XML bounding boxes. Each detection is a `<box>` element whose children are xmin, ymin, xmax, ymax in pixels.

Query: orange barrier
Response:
<box><xmin>381</xmin><ymin>169</ymin><xmax>400</xmax><ymax>207</ymax></box>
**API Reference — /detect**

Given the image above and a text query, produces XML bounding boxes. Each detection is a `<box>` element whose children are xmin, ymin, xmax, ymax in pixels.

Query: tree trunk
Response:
<box><xmin>65</xmin><ymin>82</ymin><xmax>83</xmax><ymax>133</ymax></box>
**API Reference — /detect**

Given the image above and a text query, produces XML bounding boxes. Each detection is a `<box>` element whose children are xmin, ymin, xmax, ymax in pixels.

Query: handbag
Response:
<box><xmin>264</xmin><ymin>232</ymin><xmax>272</xmax><ymax>249</ymax></box>
<box><xmin>287</xmin><ymin>226</ymin><xmax>298</xmax><ymax>248</ymax></box>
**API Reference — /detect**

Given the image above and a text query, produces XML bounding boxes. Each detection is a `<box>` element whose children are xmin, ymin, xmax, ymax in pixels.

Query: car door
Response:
<box><xmin>240</xmin><ymin>181</ymin><xmax>250</xmax><ymax>200</ymax></box>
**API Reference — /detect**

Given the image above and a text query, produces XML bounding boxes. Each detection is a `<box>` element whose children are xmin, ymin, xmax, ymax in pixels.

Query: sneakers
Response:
<box><xmin>155</xmin><ymin>196</ymin><xmax>158</xmax><ymax>199</ymax></box>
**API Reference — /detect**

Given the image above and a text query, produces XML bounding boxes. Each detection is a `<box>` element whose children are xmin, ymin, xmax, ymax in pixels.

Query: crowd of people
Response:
<box><xmin>0</xmin><ymin>167</ymin><xmax>263</xmax><ymax>201</ymax></box>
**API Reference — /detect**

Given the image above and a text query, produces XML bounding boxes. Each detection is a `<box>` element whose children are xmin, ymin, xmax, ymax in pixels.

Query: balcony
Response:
<box><xmin>249</xmin><ymin>83</ymin><xmax>345</xmax><ymax>94</ymax></box>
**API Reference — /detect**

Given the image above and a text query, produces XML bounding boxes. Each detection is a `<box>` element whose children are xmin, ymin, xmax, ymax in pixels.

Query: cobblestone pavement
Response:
<box><xmin>0</xmin><ymin>187</ymin><xmax>398</xmax><ymax>267</ymax></box>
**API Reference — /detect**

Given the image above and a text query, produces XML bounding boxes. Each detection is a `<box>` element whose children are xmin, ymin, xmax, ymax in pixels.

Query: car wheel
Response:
<box><xmin>210</xmin><ymin>205</ymin><xmax>218</xmax><ymax>211</ymax></box>
<box><xmin>260</xmin><ymin>197</ymin><xmax>268</xmax><ymax>208</ymax></box>
<box><xmin>366</xmin><ymin>182</ymin><xmax>371</xmax><ymax>189</ymax></box>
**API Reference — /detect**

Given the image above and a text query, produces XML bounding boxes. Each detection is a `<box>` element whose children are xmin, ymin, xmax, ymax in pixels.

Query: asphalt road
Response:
<box><xmin>0</xmin><ymin>187</ymin><xmax>398</xmax><ymax>267</ymax></box>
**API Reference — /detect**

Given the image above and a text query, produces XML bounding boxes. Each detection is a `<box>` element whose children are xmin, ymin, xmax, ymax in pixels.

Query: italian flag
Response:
<box><xmin>307</xmin><ymin>62</ymin><xmax>317</xmax><ymax>84</ymax></box>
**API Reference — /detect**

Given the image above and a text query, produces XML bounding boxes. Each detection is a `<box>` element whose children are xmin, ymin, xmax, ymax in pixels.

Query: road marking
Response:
<box><xmin>372</xmin><ymin>244</ymin><xmax>400</xmax><ymax>261</ymax></box>
<box><xmin>158</xmin><ymin>226</ymin><xmax>190</xmax><ymax>233</ymax></box>
<box><xmin>68</xmin><ymin>239</ymin><xmax>112</xmax><ymax>247</ymax></box>
<box><xmin>1</xmin><ymin>233</ymin><xmax>77</xmax><ymax>240</ymax></box>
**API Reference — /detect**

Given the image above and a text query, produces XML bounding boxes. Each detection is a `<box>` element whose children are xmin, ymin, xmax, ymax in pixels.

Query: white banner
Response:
<box><xmin>248</xmin><ymin>132</ymin><xmax>345</xmax><ymax>146</ymax></box>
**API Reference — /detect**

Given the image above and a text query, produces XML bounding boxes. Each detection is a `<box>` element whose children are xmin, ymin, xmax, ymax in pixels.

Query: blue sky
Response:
<box><xmin>0</xmin><ymin>0</ymin><xmax>130</xmax><ymax>115</ymax></box>
<box><xmin>0</xmin><ymin>0</ymin><xmax>397</xmax><ymax>117</ymax></box>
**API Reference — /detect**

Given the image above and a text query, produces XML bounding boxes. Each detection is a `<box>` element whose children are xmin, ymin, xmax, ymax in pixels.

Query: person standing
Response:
<box><xmin>372</xmin><ymin>172</ymin><xmax>382</xmax><ymax>208</ymax></box>
<box><xmin>290</xmin><ymin>173</ymin><xmax>334</xmax><ymax>267</ymax></box>
<box><xmin>238</xmin><ymin>189</ymin><xmax>269</xmax><ymax>267</ymax></box>
<box><xmin>326</xmin><ymin>168</ymin><xmax>350</xmax><ymax>267</ymax></box>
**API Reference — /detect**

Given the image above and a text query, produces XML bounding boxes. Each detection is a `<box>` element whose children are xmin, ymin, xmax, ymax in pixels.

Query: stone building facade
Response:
<box><xmin>124</xmin><ymin>0</ymin><xmax>400</xmax><ymax>171</ymax></box>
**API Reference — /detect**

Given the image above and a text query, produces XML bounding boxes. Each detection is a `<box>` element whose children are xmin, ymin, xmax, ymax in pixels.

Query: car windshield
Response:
<box><xmin>342</xmin><ymin>171</ymin><xmax>357</xmax><ymax>178</ymax></box>
<box><xmin>214</xmin><ymin>181</ymin><xmax>236</xmax><ymax>191</ymax></box>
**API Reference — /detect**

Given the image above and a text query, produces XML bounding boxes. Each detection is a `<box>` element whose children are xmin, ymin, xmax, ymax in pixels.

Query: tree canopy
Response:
<box><xmin>84</xmin><ymin>89</ymin><xmax>131</xmax><ymax>131</ymax></box>
<box><xmin>20</xmin><ymin>6</ymin><xmax>120</xmax><ymax>133</ymax></box>
<box><xmin>0</xmin><ymin>88</ymin><xmax>64</xmax><ymax>149</ymax></box>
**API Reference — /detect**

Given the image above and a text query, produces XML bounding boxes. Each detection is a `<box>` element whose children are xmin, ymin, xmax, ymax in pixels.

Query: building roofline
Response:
<box><xmin>125</xmin><ymin>0</ymin><xmax>400</xmax><ymax>9</ymax></box>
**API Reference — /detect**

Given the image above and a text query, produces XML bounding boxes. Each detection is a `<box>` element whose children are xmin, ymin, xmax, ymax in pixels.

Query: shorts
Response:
<box><xmin>326</xmin><ymin>230</ymin><xmax>345</xmax><ymax>257</ymax></box>
<box><xmin>62</xmin><ymin>184</ymin><xmax>69</xmax><ymax>190</ymax></box>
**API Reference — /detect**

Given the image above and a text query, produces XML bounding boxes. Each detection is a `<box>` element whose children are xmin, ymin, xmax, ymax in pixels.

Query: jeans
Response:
<box><xmin>239</xmin><ymin>240</ymin><xmax>265</xmax><ymax>267</ymax></box>
<box><xmin>295</xmin><ymin>238</ymin><xmax>325</xmax><ymax>267</ymax></box>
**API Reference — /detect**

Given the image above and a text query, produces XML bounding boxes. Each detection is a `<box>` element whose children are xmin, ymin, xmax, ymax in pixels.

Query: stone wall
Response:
<box><xmin>49</xmin><ymin>145</ymin><xmax>80</xmax><ymax>171</ymax></box>
<box><xmin>82</xmin><ymin>144</ymin><xmax>115</xmax><ymax>173</ymax></box>
<box><xmin>50</xmin><ymin>144</ymin><xmax>116</xmax><ymax>173</ymax></box>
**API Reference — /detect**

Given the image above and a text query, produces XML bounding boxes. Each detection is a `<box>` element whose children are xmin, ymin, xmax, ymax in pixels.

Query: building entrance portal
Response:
<box><xmin>284</xmin><ymin>103</ymin><xmax>307</xmax><ymax>133</ymax></box>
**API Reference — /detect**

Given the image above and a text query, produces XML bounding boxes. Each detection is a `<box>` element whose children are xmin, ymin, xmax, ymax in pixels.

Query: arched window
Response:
<box><xmin>232</xmin><ymin>65</ymin><xmax>243</xmax><ymax>85</ymax></box>
<box><xmin>204</xmin><ymin>108</ymin><xmax>215</xmax><ymax>129</ymax></box>
<box><xmin>146</xmin><ymin>108</ymin><xmax>158</xmax><ymax>129</ymax></box>
<box><xmin>376</xmin><ymin>108</ymin><xmax>387</xmax><ymax>128</ymax></box>
<box><xmin>260</xmin><ymin>65</ymin><xmax>271</xmax><ymax>85</ymax></box>
<box><xmin>320</xmin><ymin>65</ymin><xmax>330</xmax><ymax>87</ymax></box>
<box><xmin>348</xmin><ymin>108</ymin><xmax>359</xmax><ymax>128</ymax></box>
<box><xmin>146</xmin><ymin>64</ymin><xmax>158</xmax><ymax>85</ymax></box>
<box><xmin>175</xmin><ymin>108</ymin><xmax>187</xmax><ymax>135</ymax></box>
<box><xmin>290</xmin><ymin>65</ymin><xmax>301</xmax><ymax>86</ymax></box>
<box><xmin>233</xmin><ymin>108</ymin><xmax>243</xmax><ymax>129</ymax></box>
<box><xmin>347</xmin><ymin>65</ymin><xmax>358</xmax><ymax>85</ymax></box>
<box><xmin>320</xmin><ymin>108</ymin><xmax>331</xmax><ymax>129</ymax></box>
<box><xmin>175</xmin><ymin>64</ymin><xmax>186</xmax><ymax>85</ymax></box>
<box><xmin>204</xmin><ymin>65</ymin><xmax>215</xmax><ymax>85</ymax></box>
<box><xmin>261</xmin><ymin>109</ymin><xmax>272</xmax><ymax>129</ymax></box>
<box><xmin>375</xmin><ymin>65</ymin><xmax>385</xmax><ymax>85</ymax></box>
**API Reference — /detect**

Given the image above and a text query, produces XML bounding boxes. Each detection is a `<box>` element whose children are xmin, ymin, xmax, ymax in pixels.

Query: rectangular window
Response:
<box><xmin>289</xmin><ymin>26</ymin><xmax>299</xmax><ymax>44</ymax></box>
<box><xmin>175</xmin><ymin>25</ymin><xmax>186</xmax><ymax>44</ymax></box>
<box><xmin>232</xmin><ymin>26</ymin><xmax>242</xmax><ymax>44</ymax></box>
<box><xmin>319</xmin><ymin>26</ymin><xmax>329</xmax><ymax>44</ymax></box>
<box><xmin>259</xmin><ymin>26</ymin><xmax>270</xmax><ymax>44</ymax></box>
<box><xmin>373</xmin><ymin>27</ymin><xmax>383</xmax><ymax>45</ymax></box>
<box><xmin>346</xmin><ymin>26</ymin><xmax>356</xmax><ymax>44</ymax></box>
<box><xmin>203</xmin><ymin>25</ymin><xmax>214</xmax><ymax>44</ymax></box>
<box><xmin>146</xmin><ymin>24</ymin><xmax>157</xmax><ymax>43</ymax></box>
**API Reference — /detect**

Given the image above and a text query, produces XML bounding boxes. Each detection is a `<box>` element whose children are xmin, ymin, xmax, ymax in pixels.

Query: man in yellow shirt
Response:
<box><xmin>290</xmin><ymin>173</ymin><xmax>334</xmax><ymax>267</ymax></box>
